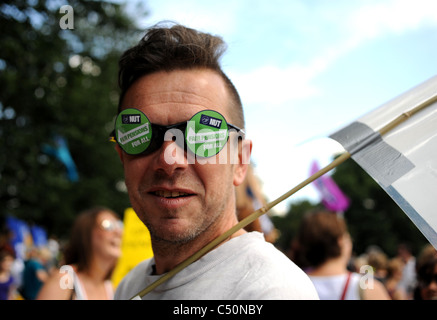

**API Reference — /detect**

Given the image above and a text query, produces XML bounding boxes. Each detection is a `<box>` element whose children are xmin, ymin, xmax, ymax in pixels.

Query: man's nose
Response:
<box><xmin>151</xmin><ymin>129</ymin><xmax>189</xmax><ymax>175</ymax></box>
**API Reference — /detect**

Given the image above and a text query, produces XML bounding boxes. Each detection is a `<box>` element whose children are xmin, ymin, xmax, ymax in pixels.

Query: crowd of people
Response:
<box><xmin>1</xmin><ymin>202</ymin><xmax>436</xmax><ymax>301</ymax></box>
<box><xmin>288</xmin><ymin>209</ymin><xmax>437</xmax><ymax>300</ymax></box>
<box><xmin>347</xmin><ymin>238</ymin><xmax>437</xmax><ymax>300</ymax></box>
<box><xmin>0</xmin><ymin>230</ymin><xmax>55</xmax><ymax>300</ymax></box>
<box><xmin>1</xmin><ymin>207</ymin><xmax>435</xmax><ymax>300</ymax></box>
<box><xmin>0</xmin><ymin>206</ymin><xmax>123</xmax><ymax>300</ymax></box>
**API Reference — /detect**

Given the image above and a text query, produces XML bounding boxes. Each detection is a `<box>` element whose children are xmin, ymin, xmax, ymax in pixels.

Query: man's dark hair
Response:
<box><xmin>118</xmin><ymin>22</ymin><xmax>244</xmax><ymax>128</ymax></box>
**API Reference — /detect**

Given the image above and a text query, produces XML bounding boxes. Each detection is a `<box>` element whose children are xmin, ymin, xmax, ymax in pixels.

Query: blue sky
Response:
<box><xmin>127</xmin><ymin>0</ymin><xmax>437</xmax><ymax>214</ymax></box>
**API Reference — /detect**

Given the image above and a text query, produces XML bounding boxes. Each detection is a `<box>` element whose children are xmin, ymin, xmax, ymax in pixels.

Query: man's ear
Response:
<box><xmin>233</xmin><ymin>139</ymin><xmax>252</xmax><ymax>186</ymax></box>
<box><xmin>115</xmin><ymin>143</ymin><xmax>124</xmax><ymax>165</ymax></box>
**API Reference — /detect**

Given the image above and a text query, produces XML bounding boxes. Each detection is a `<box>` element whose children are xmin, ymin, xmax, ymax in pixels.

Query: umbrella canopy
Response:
<box><xmin>330</xmin><ymin>75</ymin><xmax>437</xmax><ymax>249</ymax></box>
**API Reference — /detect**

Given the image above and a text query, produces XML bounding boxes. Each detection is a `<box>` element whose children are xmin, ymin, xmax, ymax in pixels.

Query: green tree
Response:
<box><xmin>271</xmin><ymin>200</ymin><xmax>320</xmax><ymax>252</ymax></box>
<box><xmin>0</xmin><ymin>0</ymin><xmax>146</xmax><ymax>237</ymax></box>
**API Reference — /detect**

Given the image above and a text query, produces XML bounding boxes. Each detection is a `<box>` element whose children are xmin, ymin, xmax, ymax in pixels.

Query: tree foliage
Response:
<box><xmin>271</xmin><ymin>200</ymin><xmax>321</xmax><ymax>253</ymax></box>
<box><xmin>0</xmin><ymin>0</ymin><xmax>146</xmax><ymax>237</ymax></box>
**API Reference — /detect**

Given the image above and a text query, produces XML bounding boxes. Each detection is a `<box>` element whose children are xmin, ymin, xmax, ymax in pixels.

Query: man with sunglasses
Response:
<box><xmin>112</xmin><ymin>23</ymin><xmax>318</xmax><ymax>300</ymax></box>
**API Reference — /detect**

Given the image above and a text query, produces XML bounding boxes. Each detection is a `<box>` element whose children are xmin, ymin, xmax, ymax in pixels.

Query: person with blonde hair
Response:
<box><xmin>385</xmin><ymin>257</ymin><xmax>407</xmax><ymax>300</ymax></box>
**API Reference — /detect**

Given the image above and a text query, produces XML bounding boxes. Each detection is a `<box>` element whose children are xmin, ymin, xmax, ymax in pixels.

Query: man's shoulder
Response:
<box><xmin>233</xmin><ymin>232</ymin><xmax>293</xmax><ymax>265</ymax></box>
<box><xmin>220</xmin><ymin>232</ymin><xmax>309</xmax><ymax>281</ymax></box>
<box><xmin>219</xmin><ymin>232</ymin><xmax>319</xmax><ymax>299</ymax></box>
<box><xmin>114</xmin><ymin>258</ymin><xmax>154</xmax><ymax>300</ymax></box>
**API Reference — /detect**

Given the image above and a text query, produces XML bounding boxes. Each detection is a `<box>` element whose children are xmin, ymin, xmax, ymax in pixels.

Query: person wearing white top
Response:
<box><xmin>37</xmin><ymin>207</ymin><xmax>122</xmax><ymax>300</ymax></box>
<box><xmin>292</xmin><ymin>210</ymin><xmax>390</xmax><ymax>300</ymax></box>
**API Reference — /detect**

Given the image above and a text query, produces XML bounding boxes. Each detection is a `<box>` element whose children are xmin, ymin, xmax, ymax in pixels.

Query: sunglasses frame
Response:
<box><xmin>109</xmin><ymin>109</ymin><xmax>245</xmax><ymax>158</ymax></box>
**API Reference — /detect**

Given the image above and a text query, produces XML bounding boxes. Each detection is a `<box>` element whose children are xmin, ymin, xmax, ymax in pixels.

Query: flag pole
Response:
<box><xmin>378</xmin><ymin>94</ymin><xmax>437</xmax><ymax>136</ymax></box>
<box><xmin>131</xmin><ymin>92</ymin><xmax>437</xmax><ymax>300</ymax></box>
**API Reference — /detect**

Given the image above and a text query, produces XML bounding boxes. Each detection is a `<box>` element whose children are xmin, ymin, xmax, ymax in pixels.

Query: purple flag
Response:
<box><xmin>310</xmin><ymin>160</ymin><xmax>350</xmax><ymax>212</ymax></box>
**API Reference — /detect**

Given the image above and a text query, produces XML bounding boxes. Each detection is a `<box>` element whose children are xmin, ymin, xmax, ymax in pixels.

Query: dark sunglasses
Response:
<box><xmin>110</xmin><ymin>109</ymin><xmax>244</xmax><ymax>158</ymax></box>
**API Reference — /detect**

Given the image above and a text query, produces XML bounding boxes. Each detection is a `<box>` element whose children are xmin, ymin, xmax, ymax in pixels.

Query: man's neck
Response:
<box><xmin>151</xmin><ymin>227</ymin><xmax>246</xmax><ymax>275</ymax></box>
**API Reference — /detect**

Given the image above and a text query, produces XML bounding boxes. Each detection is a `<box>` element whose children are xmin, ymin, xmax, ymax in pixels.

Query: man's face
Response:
<box><xmin>117</xmin><ymin>69</ymin><xmax>250</xmax><ymax>245</ymax></box>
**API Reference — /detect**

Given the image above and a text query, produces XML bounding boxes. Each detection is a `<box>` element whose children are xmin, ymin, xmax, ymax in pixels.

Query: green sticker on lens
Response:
<box><xmin>115</xmin><ymin>108</ymin><xmax>152</xmax><ymax>155</ymax></box>
<box><xmin>186</xmin><ymin>110</ymin><xmax>229</xmax><ymax>158</ymax></box>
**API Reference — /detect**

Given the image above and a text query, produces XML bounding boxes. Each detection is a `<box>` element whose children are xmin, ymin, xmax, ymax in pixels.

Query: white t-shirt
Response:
<box><xmin>114</xmin><ymin>232</ymin><xmax>319</xmax><ymax>300</ymax></box>
<box><xmin>309</xmin><ymin>273</ymin><xmax>362</xmax><ymax>300</ymax></box>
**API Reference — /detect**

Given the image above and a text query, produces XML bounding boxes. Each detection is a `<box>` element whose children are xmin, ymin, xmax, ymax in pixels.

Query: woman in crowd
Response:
<box><xmin>384</xmin><ymin>257</ymin><xmax>407</xmax><ymax>300</ymax></box>
<box><xmin>291</xmin><ymin>210</ymin><xmax>390</xmax><ymax>300</ymax></box>
<box><xmin>37</xmin><ymin>206</ymin><xmax>123</xmax><ymax>300</ymax></box>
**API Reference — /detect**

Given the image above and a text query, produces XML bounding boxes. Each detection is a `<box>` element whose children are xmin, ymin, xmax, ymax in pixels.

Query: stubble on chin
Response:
<box><xmin>126</xmin><ymin>166</ymin><xmax>233</xmax><ymax>254</ymax></box>
<box><xmin>138</xmin><ymin>196</ymin><xmax>227</xmax><ymax>256</ymax></box>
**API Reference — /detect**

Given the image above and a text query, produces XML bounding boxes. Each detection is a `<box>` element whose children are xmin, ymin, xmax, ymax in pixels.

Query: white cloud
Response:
<box><xmin>347</xmin><ymin>0</ymin><xmax>437</xmax><ymax>40</ymax></box>
<box><xmin>251</xmin><ymin>136</ymin><xmax>345</xmax><ymax>215</ymax></box>
<box><xmin>228</xmin><ymin>0</ymin><xmax>437</xmax><ymax>111</ymax></box>
<box><xmin>230</xmin><ymin>64</ymin><xmax>321</xmax><ymax>107</ymax></box>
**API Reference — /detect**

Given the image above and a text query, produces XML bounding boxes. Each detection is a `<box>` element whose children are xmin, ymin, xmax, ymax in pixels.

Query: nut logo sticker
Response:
<box><xmin>186</xmin><ymin>110</ymin><xmax>229</xmax><ymax>158</ymax></box>
<box><xmin>115</xmin><ymin>108</ymin><xmax>152</xmax><ymax>155</ymax></box>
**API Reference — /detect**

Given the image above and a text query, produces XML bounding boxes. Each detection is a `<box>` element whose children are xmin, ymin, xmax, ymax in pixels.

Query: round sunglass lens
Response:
<box><xmin>114</xmin><ymin>108</ymin><xmax>153</xmax><ymax>155</ymax></box>
<box><xmin>185</xmin><ymin>110</ymin><xmax>229</xmax><ymax>158</ymax></box>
